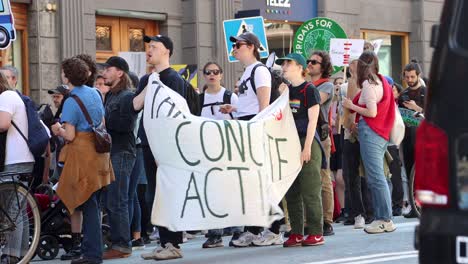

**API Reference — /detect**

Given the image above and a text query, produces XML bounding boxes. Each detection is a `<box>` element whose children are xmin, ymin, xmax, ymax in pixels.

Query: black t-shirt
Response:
<box><xmin>398</xmin><ymin>86</ymin><xmax>426</xmax><ymax>110</ymax></box>
<box><xmin>105</xmin><ymin>89</ymin><xmax>138</xmax><ymax>155</ymax></box>
<box><xmin>289</xmin><ymin>81</ymin><xmax>321</xmax><ymax>137</ymax></box>
<box><xmin>135</xmin><ymin>68</ymin><xmax>186</xmax><ymax>146</ymax></box>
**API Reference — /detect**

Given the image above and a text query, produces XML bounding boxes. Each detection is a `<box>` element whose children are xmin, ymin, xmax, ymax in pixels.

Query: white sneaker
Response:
<box><xmin>141</xmin><ymin>245</ymin><xmax>164</xmax><ymax>260</ymax></box>
<box><xmin>354</xmin><ymin>215</ymin><xmax>365</xmax><ymax>229</ymax></box>
<box><xmin>402</xmin><ymin>203</ymin><xmax>412</xmax><ymax>215</ymax></box>
<box><xmin>364</xmin><ymin>220</ymin><xmax>397</xmax><ymax>234</ymax></box>
<box><xmin>252</xmin><ymin>229</ymin><xmax>283</xmax><ymax>246</ymax></box>
<box><xmin>153</xmin><ymin>243</ymin><xmax>183</xmax><ymax>260</ymax></box>
<box><xmin>231</xmin><ymin>231</ymin><xmax>257</xmax><ymax>247</ymax></box>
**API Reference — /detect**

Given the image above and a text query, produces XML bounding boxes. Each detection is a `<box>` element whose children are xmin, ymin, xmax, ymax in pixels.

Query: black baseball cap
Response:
<box><xmin>230</xmin><ymin>32</ymin><xmax>260</xmax><ymax>49</ymax></box>
<box><xmin>143</xmin><ymin>35</ymin><xmax>174</xmax><ymax>57</ymax></box>
<box><xmin>104</xmin><ymin>56</ymin><xmax>129</xmax><ymax>73</ymax></box>
<box><xmin>48</xmin><ymin>84</ymin><xmax>69</xmax><ymax>95</ymax></box>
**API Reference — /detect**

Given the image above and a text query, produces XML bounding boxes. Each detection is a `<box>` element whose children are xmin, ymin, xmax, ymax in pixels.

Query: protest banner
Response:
<box><xmin>329</xmin><ymin>38</ymin><xmax>365</xmax><ymax>67</ymax></box>
<box><xmin>143</xmin><ymin>73</ymin><xmax>302</xmax><ymax>231</ymax></box>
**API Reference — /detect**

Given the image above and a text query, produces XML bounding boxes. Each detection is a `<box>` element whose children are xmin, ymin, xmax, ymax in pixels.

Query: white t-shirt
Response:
<box><xmin>235</xmin><ymin>62</ymin><xmax>271</xmax><ymax>118</ymax></box>
<box><xmin>201</xmin><ymin>87</ymin><xmax>239</xmax><ymax>120</ymax></box>
<box><xmin>0</xmin><ymin>90</ymin><xmax>35</xmax><ymax>165</ymax></box>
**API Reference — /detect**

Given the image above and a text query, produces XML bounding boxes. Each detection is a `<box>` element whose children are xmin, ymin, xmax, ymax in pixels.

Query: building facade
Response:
<box><xmin>4</xmin><ymin>0</ymin><xmax>442</xmax><ymax>104</ymax></box>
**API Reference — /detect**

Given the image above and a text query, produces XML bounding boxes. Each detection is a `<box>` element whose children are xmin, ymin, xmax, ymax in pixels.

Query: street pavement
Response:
<box><xmin>35</xmin><ymin>216</ymin><xmax>419</xmax><ymax>264</ymax></box>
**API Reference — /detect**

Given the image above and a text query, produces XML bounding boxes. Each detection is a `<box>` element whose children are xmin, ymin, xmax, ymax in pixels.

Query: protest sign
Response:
<box><xmin>143</xmin><ymin>73</ymin><xmax>302</xmax><ymax>231</ymax></box>
<box><xmin>329</xmin><ymin>38</ymin><xmax>365</xmax><ymax>67</ymax></box>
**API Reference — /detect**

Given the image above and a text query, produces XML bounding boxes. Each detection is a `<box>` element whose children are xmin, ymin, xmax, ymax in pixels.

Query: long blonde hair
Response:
<box><xmin>0</xmin><ymin>71</ymin><xmax>12</xmax><ymax>94</ymax></box>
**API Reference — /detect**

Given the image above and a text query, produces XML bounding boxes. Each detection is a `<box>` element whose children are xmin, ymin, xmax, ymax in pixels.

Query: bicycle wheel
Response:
<box><xmin>0</xmin><ymin>182</ymin><xmax>41</xmax><ymax>264</ymax></box>
<box><xmin>408</xmin><ymin>166</ymin><xmax>422</xmax><ymax>218</ymax></box>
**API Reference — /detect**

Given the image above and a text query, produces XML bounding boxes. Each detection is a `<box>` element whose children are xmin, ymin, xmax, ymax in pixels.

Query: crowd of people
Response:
<box><xmin>0</xmin><ymin>30</ymin><xmax>427</xmax><ymax>264</ymax></box>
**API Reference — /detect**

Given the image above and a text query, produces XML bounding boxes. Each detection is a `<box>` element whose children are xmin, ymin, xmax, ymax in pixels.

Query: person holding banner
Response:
<box><xmin>275</xmin><ymin>53</ymin><xmax>325</xmax><ymax>247</ymax></box>
<box><xmin>342</xmin><ymin>51</ymin><xmax>396</xmax><ymax>234</ymax></box>
<box><xmin>220</xmin><ymin>32</ymin><xmax>271</xmax><ymax>120</ymax></box>
<box><xmin>198</xmin><ymin>61</ymin><xmax>243</xmax><ymax>248</ymax></box>
<box><xmin>221</xmin><ymin>32</ymin><xmax>285</xmax><ymax>248</ymax></box>
<box><xmin>307</xmin><ymin>50</ymin><xmax>335</xmax><ymax>236</ymax></box>
<box><xmin>133</xmin><ymin>35</ymin><xmax>185</xmax><ymax>261</ymax></box>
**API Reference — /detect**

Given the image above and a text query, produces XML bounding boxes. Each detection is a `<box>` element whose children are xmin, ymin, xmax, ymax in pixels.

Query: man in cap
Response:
<box><xmin>48</xmin><ymin>85</ymin><xmax>69</xmax><ymax>109</ymax></box>
<box><xmin>134</xmin><ymin>35</ymin><xmax>186</xmax><ymax>261</ymax></box>
<box><xmin>102</xmin><ymin>56</ymin><xmax>139</xmax><ymax>260</ymax></box>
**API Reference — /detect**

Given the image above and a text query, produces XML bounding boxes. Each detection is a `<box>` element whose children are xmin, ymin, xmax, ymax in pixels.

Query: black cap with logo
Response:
<box><xmin>229</xmin><ymin>32</ymin><xmax>261</xmax><ymax>49</ymax></box>
<box><xmin>47</xmin><ymin>84</ymin><xmax>69</xmax><ymax>95</ymax></box>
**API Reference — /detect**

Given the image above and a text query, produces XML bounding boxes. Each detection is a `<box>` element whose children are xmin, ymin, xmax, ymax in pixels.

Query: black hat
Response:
<box><xmin>229</xmin><ymin>32</ymin><xmax>260</xmax><ymax>49</ymax></box>
<box><xmin>104</xmin><ymin>56</ymin><xmax>129</xmax><ymax>73</ymax></box>
<box><xmin>143</xmin><ymin>35</ymin><xmax>174</xmax><ymax>57</ymax></box>
<box><xmin>48</xmin><ymin>84</ymin><xmax>69</xmax><ymax>95</ymax></box>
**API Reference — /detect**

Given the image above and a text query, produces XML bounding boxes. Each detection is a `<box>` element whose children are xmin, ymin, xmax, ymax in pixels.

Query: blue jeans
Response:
<box><xmin>358</xmin><ymin>119</ymin><xmax>392</xmax><ymax>221</ymax></box>
<box><xmin>80</xmin><ymin>190</ymin><xmax>103</xmax><ymax>262</ymax></box>
<box><xmin>129</xmin><ymin>147</ymin><xmax>144</xmax><ymax>234</ymax></box>
<box><xmin>106</xmin><ymin>152</ymin><xmax>135</xmax><ymax>253</ymax></box>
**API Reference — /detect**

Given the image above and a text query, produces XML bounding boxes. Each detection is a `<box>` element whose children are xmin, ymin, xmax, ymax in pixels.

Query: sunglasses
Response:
<box><xmin>307</xmin><ymin>59</ymin><xmax>322</xmax><ymax>66</ymax></box>
<box><xmin>232</xmin><ymin>42</ymin><xmax>248</xmax><ymax>49</ymax></box>
<box><xmin>204</xmin><ymin>69</ymin><xmax>221</xmax><ymax>75</ymax></box>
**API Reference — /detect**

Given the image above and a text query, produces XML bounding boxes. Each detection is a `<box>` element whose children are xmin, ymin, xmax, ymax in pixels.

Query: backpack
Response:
<box><xmin>11</xmin><ymin>92</ymin><xmax>49</xmax><ymax>157</ymax></box>
<box><xmin>37</xmin><ymin>104</ymin><xmax>54</xmax><ymax>129</ymax></box>
<box><xmin>182</xmin><ymin>78</ymin><xmax>202</xmax><ymax>116</ymax></box>
<box><xmin>244</xmin><ymin>64</ymin><xmax>282</xmax><ymax>104</ymax></box>
<box><xmin>199</xmin><ymin>89</ymin><xmax>233</xmax><ymax>118</ymax></box>
<box><xmin>301</xmin><ymin>82</ymin><xmax>329</xmax><ymax>141</ymax></box>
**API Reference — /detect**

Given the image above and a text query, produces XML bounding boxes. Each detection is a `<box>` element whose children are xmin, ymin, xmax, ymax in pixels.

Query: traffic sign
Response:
<box><xmin>293</xmin><ymin>17</ymin><xmax>347</xmax><ymax>73</ymax></box>
<box><xmin>223</xmin><ymin>16</ymin><xmax>269</xmax><ymax>62</ymax></box>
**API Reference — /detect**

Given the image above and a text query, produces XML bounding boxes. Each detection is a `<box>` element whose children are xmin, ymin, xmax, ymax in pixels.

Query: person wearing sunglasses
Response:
<box><xmin>219</xmin><ymin>32</ymin><xmax>271</xmax><ymax>122</ymax></box>
<box><xmin>275</xmin><ymin>53</ymin><xmax>326</xmax><ymax>247</ymax></box>
<box><xmin>307</xmin><ymin>50</ymin><xmax>336</xmax><ymax>237</ymax></box>
<box><xmin>199</xmin><ymin>62</ymin><xmax>238</xmax><ymax>121</ymax></box>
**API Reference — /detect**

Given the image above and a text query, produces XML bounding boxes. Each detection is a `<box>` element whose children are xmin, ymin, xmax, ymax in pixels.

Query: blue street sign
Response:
<box><xmin>223</xmin><ymin>16</ymin><xmax>269</xmax><ymax>62</ymax></box>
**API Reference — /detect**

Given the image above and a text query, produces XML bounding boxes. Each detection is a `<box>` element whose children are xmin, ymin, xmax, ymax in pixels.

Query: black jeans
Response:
<box><xmin>343</xmin><ymin>139</ymin><xmax>368</xmax><ymax>218</ymax></box>
<box><xmin>388</xmin><ymin>145</ymin><xmax>403</xmax><ymax>209</ymax></box>
<box><xmin>402</xmin><ymin>127</ymin><xmax>417</xmax><ymax>178</ymax></box>
<box><xmin>142</xmin><ymin>145</ymin><xmax>183</xmax><ymax>247</ymax></box>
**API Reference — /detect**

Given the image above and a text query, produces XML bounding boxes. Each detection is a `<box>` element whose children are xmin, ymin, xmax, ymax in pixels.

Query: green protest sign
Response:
<box><xmin>293</xmin><ymin>17</ymin><xmax>347</xmax><ymax>74</ymax></box>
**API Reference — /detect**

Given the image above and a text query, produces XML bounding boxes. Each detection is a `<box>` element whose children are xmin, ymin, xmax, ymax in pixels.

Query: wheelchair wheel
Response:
<box><xmin>37</xmin><ymin>235</ymin><xmax>59</xmax><ymax>260</ymax></box>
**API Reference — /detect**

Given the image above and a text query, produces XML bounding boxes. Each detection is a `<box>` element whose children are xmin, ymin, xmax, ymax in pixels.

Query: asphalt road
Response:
<box><xmin>35</xmin><ymin>216</ymin><xmax>419</xmax><ymax>264</ymax></box>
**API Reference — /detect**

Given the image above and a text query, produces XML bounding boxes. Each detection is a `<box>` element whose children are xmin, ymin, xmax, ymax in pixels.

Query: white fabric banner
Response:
<box><xmin>144</xmin><ymin>73</ymin><xmax>301</xmax><ymax>231</ymax></box>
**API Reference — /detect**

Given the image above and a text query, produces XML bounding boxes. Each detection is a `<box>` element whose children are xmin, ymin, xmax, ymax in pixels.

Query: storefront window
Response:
<box><xmin>362</xmin><ymin>30</ymin><xmax>409</xmax><ymax>83</ymax></box>
<box><xmin>265</xmin><ymin>22</ymin><xmax>300</xmax><ymax>58</ymax></box>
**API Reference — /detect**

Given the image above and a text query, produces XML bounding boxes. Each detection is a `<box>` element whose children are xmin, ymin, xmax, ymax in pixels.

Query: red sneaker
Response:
<box><xmin>283</xmin><ymin>234</ymin><xmax>304</xmax><ymax>247</ymax></box>
<box><xmin>302</xmin><ymin>235</ymin><xmax>324</xmax><ymax>246</ymax></box>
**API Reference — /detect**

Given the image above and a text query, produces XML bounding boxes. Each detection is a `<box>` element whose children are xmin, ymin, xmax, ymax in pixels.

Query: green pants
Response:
<box><xmin>285</xmin><ymin>137</ymin><xmax>323</xmax><ymax>235</ymax></box>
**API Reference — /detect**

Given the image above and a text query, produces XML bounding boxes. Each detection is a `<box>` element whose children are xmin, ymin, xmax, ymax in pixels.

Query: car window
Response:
<box><xmin>0</xmin><ymin>1</ymin><xmax>4</xmax><ymax>13</ymax></box>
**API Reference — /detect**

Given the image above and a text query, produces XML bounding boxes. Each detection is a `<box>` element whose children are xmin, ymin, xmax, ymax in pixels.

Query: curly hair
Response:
<box><xmin>312</xmin><ymin>50</ymin><xmax>333</xmax><ymax>78</ymax></box>
<box><xmin>62</xmin><ymin>58</ymin><xmax>90</xmax><ymax>87</ymax></box>
<box><xmin>74</xmin><ymin>54</ymin><xmax>97</xmax><ymax>87</ymax></box>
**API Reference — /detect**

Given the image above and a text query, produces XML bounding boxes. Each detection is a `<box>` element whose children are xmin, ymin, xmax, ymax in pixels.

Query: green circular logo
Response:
<box><xmin>293</xmin><ymin>17</ymin><xmax>347</xmax><ymax>74</ymax></box>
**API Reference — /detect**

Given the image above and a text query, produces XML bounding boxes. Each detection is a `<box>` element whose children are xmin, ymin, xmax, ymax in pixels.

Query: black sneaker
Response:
<box><xmin>392</xmin><ymin>207</ymin><xmax>402</xmax><ymax>216</ymax></box>
<box><xmin>202</xmin><ymin>236</ymin><xmax>223</xmax><ymax>248</ymax></box>
<box><xmin>229</xmin><ymin>232</ymin><xmax>241</xmax><ymax>247</ymax></box>
<box><xmin>60</xmin><ymin>249</ymin><xmax>81</xmax><ymax>261</ymax></box>
<box><xmin>343</xmin><ymin>218</ymin><xmax>355</xmax><ymax>225</ymax></box>
<box><xmin>323</xmin><ymin>222</ymin><xmax>335</xmax><ymax>236</ymax></box>
<box><xmin>142</xmin><ymin>236</ymin><xmax>151</xmax><ymax>245</ymax></box>
<box><xmin>403</xmin><ymin>209</ymin><xmax>418</xmax><ymax>218</ymax></box>
<box><xmin>131</xmin><ymin>238</ymin><xmax>145</xmax><ymax>250</ymax></box>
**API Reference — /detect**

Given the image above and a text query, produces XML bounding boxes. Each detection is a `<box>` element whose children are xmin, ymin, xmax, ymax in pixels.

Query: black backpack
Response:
<box><xmin>182</xmin><ymin>78</ymin><xmax>201</xmax><ymax>116</ymax></box>
<box><xmin>199</xmin><ymin>89</ymin><xmax>233</xmax><ymax>118</ymax></box>
<box><xmin>37</xmin><ymin>104</ymin><xmax>54</xmax><ymax>129</ymax></box>
<box><xmin>242</xmin><ymin>64</ymin><xmax>282</xmax><ymax>104</ymax></box>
